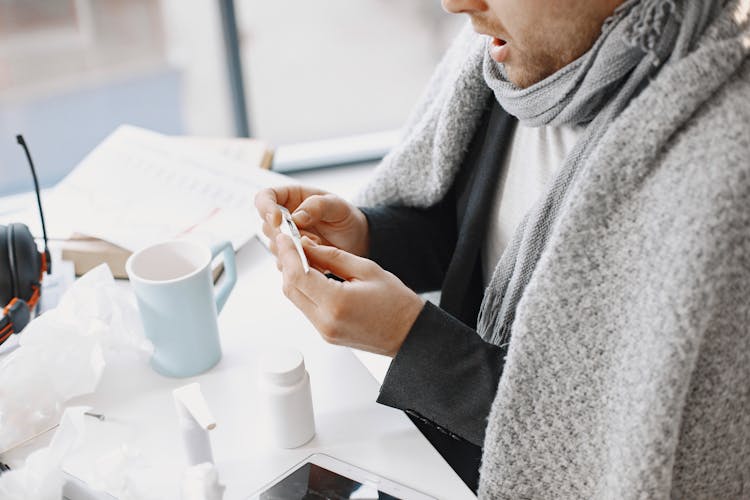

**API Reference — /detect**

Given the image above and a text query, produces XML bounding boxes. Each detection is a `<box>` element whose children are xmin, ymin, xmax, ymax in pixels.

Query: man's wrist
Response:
<box><xmin>388</xmin><ymin>293</ymin><xmax>426</xmax><ymax>357</ymax></box>
<box><xmin>353</xmin><ymin>208</ymin><xmax>370</xmax><ymax>258</ymax></box>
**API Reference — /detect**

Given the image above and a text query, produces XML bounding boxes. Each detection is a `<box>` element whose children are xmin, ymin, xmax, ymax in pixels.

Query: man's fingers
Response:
<box><xmin>278</xmin><ymin>271</ymin><xmax>341</xmax><ymax>347</ymax></box>
<box><xmin>277</xmin><ymin>234</ymin><xmax>323</xmax><ymax>308</ymax></box>
<box><xmin>254</xmin><ymin>188</ymin><xmax>282</xmax><ymax>226</ymax></box>
<box><xmin>277</xmin><ymin>233</ymin><xmax>304</xmax><ymax>270</ymax></box>
<box><xmin>262</xmin><ymin>220</ymin><xmax>280</xmax><ymax>240</ymax></box>
<box><xmin>256</xmin><ymin>186</ymin><xmax>330</xmax><ymax>228</ymax></box>
<box><xmin>293</xmin><ymin>194</ymin><xmax>349</xmax><ymax>228</ymax></box>
<box><xmin>301</xmin><ymin>238</ymin><xmax>375</xmax><ymax>281</ymax></box>
<box><xmin>277</xmin><ymin>235</ymin><xmax>348</xmax><ymax>302</ymax></box>
<box><xmin>298</xmin><ymin>230</ymin><xmax>322</xmax><ymax>245</ymax></box>
<box><xmin>280</xmin><ymin>273</ymin><xmax>319</xmax><ymax>321</ymax></box>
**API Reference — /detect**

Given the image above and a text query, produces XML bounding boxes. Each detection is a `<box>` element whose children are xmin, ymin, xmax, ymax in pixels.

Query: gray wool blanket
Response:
<box><xmin>358</xmin><ymin>1</ymin><xmax>750</xmax><ymax>498</ymax></box>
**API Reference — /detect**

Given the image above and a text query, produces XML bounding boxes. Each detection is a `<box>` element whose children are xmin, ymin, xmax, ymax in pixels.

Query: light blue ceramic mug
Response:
<box><xmin>126</xmin><ymin>239</ymin><xmax>237</xmax><ymax>377</ymax></box>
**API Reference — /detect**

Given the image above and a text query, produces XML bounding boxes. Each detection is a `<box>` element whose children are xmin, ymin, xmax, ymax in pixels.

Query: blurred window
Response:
<box><xmin>0</xmin><ymin>0</ymin><xmax>462</xmax><ymax>196</ymax></box>
<box><xmin>235</xmin><ymin>0</ymin><xmax>462</xmax><ymax>145</ymax></box>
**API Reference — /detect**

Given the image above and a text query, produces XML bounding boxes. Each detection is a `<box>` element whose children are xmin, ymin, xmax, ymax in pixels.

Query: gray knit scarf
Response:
<box><xmin>357</xmin><ymin>0</ymin><xmax>724</xmax><ymax>345</ymax></box>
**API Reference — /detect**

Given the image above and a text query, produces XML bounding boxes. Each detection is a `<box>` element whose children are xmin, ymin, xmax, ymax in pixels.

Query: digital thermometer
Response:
<box><xmin>277</xmin><ymin>205</ymin><xmax>310</xmax><ymax>274</ymax></box>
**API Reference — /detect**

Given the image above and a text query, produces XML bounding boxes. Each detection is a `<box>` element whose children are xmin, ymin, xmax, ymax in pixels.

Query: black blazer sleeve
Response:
<box><xmin>360</xmin><ymin>201</ymin><xmax>457</xmax><ymax>293</ymax></box>
<box><xmin>358</xmin><ymin>101</ymin><xmax>515</xmax><ymax>491</ymax></box>
<box><xmin>377</xmin><ymin>301</ymin><xmax>504</xmax><ymax>447</ymax></box>
<box><xmin>361</xmin><ymin>201</ymin><xmax>504</xmax><ymax>446</ymax></box>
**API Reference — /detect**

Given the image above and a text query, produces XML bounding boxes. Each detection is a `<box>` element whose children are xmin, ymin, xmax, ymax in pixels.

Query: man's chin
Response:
<box><xmin>503</xmin><ymin>65</ymin><xmax>534</xmax><ymax>89</ymax></box>
<box><xmin>504</xmin><ymin>63</ymin><xmax>557</xmax><ymax>90</ymax></box>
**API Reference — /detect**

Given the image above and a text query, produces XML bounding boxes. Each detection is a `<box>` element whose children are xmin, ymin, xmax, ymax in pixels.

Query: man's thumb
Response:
<box><xmin>302</xmin><ymin>238</ymin><xmax>368</xmax><ymax>280</ymax></box>
<box><xmin>293</xmin><ymin>194</ymin><xmax>346</xmax><ymax>228</ymax></box>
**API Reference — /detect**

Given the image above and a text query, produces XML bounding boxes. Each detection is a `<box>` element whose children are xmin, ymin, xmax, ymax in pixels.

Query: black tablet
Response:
<box><xmin>249</xmin><ymin>453</ymin><xmax>435</xmax><ymax>500</ymax></box>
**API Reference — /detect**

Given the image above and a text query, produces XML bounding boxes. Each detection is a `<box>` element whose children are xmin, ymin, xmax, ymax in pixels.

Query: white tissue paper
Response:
<box><xmin>182</xmin><ymin>463</ymin><xmax>226</xmax><ymax>500</ymax></box>
<box><xmin>0</xmin><ymin>407</ymin><xmax>88</xmax><ymax>500</ymax></box>
<box><xmin>87</xmin><ymin>443</ymin><xmax>162</xmax><ymax>500</ymax></box>
<box><xmin>0</xmin><ymin>264</ymin><xmax>152</xmax><ymax>453</ymax></box>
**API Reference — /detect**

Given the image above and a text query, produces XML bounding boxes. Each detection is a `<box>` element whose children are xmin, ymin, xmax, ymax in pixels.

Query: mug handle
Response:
<box><xmin>211</xmin><ymin>241</ymin><xmax>237</xmax><ymax>313</ymax></box>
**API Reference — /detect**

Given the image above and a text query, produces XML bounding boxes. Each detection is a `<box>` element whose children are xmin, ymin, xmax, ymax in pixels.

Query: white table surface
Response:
<box><xmin>1</xmin><ymin>164</ymin><xmax>476</xmax><ymax>499</ymax></box>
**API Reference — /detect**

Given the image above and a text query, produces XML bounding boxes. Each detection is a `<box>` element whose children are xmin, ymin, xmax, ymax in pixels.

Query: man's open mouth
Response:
<box><xmin>490</xmin><ymin>37</ymin><xmax>509</xmax><ymax>63</ymax></box>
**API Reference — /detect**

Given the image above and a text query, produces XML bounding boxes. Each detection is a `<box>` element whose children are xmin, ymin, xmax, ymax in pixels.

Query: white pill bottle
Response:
<box><xmin>260</xmin><ymin>348</ymin><xmax>316</xmax><ymax>448</ymax></box>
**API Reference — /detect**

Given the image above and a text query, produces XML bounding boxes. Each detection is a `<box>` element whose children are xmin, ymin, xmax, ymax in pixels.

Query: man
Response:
<box><xmin>256</xmin><ymin>0</ymin><xmax>750</xmax><ymax>497</ymax></box>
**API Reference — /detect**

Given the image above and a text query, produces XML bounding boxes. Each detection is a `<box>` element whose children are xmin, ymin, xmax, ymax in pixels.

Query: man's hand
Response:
<box><xmin>255</xmin><ymin>186</ymin><xmax>370</xmax><ymax>257</ymax></box>
<box><xmin>275</xmin><ymin>234</ymin><xmax>424</xmax><ymax>357</ymax></box>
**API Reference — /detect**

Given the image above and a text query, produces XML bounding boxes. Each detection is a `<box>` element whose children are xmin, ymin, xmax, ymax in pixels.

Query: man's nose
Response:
<box><xmin>441</xmin><ymin>0</ymin><xmax>487</xmax><ymax>14</ymax></box>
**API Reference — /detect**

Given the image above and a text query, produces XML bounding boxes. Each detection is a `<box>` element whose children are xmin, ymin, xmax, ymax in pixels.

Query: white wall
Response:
<box><xmin>237</xmin><ymin>0</ymin><xmax>463</xmax><ymax>145</ymax></box>
<box><xmin>159</xmin><ymin>0</ymin><xmax>234</xmax><ymax>137</ymax></box>
<box><xmin>158</xmin><ymin>0</ymin><xmax>463</xmax><ymax>144</ymax></box>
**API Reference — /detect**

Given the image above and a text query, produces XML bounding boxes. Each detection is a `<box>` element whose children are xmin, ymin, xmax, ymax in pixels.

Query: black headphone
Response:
<box><xmin>1</xmin><ymin>135</ymin><xmax>51</xmax><ymax>346</ymax></box>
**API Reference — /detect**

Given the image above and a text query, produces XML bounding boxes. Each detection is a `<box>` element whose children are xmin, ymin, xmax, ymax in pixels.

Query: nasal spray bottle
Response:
<box><xmin>173</xmin><ymin>383</ymin><xmax>225</xmax><ymax>500</ymax></box>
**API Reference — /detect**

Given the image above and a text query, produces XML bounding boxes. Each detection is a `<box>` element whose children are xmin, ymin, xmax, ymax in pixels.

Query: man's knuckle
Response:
<box><xmin>320</xmin><ymin>331</ymin><xmax>334</xmax><ymax>344</ymax></box>
<box><xmin>318</xmin><ymin>320</ymin><xmax>335</xmax><ymax>340</ymax></box>
<box><xmin>328</xmin><ymin>301</ymin><xmax>348</xmax><ymax>322</ymax></box>
<box><xmin>363</xmin><ymin>260</ymin><xmax>379</xmax><ymax>273</ymax></box>
<box><xmin>286</xmin><ymin>267</ymin><xmax>301</xmax><ymax>283</ymax></box>
<box><xmin>328</xmin><ymin>246</ymin><xmax>344</xmax><ymax>261</ymax></box>
<box><xmin>255</xmin><ymin>189</ymin><xmax>273</xmax><ymax>206</ymax></box>
<box><xmin>326</xmin><ymin>336</ymin><xmax>343</xmax><ymax>347</ymax></box>
<box><xmin>321</xmin><ymin>324</ymin><xmax>341</xmax><ymax>344</ymax></box>
<box><xmin>304</xmin><ymin>195</ymin><xmax>323</xmax><ymax>215</ymax></box>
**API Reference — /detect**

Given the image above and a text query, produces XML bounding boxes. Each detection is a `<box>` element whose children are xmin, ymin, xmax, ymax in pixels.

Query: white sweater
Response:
<box><xmin>482</xmin><ymin>124</ymin><xmax>582</xmax><ymax>285</ymax></box>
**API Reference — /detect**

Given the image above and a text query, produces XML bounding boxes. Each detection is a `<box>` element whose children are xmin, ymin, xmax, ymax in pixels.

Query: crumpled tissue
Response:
<box><xmin>182</xmin><ymin>463</ymin><xmax>225</xmax><ymax>500</ymax></box>
<box><xmin>86</xmin><ymin>443</ymin><xmax>161</xmax><ymax>500</ymax></box>
<box><xmin>0</xmin><ymin>406</ymin><xmax>88</xmax><ymax>500</ymax></box>
<box><xmin>0</xmin><ymin>264</ymin><xmax>152</xmax><ymax>453</ymax></box>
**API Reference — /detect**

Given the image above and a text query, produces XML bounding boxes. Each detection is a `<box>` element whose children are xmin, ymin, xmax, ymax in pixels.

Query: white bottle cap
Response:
<box><xmin>261</xmin><ymin>348</ymin><xmax>306</xmax><ymax>386</ymax></box>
